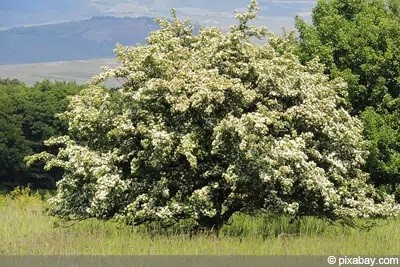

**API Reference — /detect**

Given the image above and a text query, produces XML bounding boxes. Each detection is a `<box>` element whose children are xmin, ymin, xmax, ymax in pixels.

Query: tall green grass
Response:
<box><xmin>1</xmin><ymin>188</ymin><xmax>399</xmax><ymax>255</ymax></box>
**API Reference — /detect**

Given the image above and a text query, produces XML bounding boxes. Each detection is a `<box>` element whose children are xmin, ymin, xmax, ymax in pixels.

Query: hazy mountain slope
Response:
<box><xmin>0</xmin><ymin>17</ymin><xmax>158</xmax><ymax>65</ymax></box>
<box><xmin>0</xmin><ymin>0</ymin><xmax>315</xmax><ymax>31</ymax></box>
<box><xmin>0</xmin><ymin>1</ymin><xmax>316</xmax><ymax>65</ymax></box>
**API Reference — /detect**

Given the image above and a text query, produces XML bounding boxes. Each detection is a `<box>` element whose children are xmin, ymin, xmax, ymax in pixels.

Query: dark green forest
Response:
<box><xmin>0</xmin><ymin>79</ymin><xmax>83</xmax><ymax>190</ymax></box>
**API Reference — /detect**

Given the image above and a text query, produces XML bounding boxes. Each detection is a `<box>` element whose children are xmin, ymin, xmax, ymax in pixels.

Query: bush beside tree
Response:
<box><xmin>295</xmin><ymin>0</ymin><xmax>400</xmax><ymax>199</ymax></box>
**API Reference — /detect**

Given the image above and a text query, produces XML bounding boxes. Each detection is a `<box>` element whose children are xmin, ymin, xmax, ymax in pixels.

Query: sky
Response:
<box><xmin>0</xmin><ymin>0</ymin><xmax>316</xmax><ymax>32</ymax></box>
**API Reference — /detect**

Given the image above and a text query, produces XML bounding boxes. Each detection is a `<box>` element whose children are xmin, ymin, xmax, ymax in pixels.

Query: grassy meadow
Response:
<box><xmin>1</xmin><ymin>188</ymin><xmax>399</xmax><ymax>255</ymax></box>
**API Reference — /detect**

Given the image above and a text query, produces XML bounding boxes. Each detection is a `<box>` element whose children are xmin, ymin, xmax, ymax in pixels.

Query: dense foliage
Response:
<box><xmin>0</xmin><ymin>78</ymin><xmax>82</xmax><ymax>189</ymax></box>
<box><xmin>295</xmin><ymin>0</ymin><xmax>400</xmax><ymax>200</ymax></box>
<box><xmin>29</xmin><ymin>1</ymin><xmax>399</xmax><ymax>231</ymax></box>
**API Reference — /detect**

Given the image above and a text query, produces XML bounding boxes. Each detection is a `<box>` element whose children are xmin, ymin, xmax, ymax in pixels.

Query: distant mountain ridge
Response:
<box><xmin>0</xmin><ymin>16</ymin><xmax>159</xmax><ymax>65</ymax></box>
<box><xmin>0</xmin><ymin>0</ymin><xmax>315</xmax><ymax>33</ymax></box>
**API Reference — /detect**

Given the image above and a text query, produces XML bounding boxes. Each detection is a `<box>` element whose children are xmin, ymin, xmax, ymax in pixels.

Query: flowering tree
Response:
<box><xmin>28</xmin><ymin>1</ymin><xmax>399</xmax><ymax>232</ymax></box>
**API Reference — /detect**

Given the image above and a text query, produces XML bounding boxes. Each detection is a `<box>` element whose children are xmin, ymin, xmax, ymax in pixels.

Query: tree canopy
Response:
<box><xmin>295</xmin><ymin>0</ymin><xmax>400</xmax><ymax>200</ymax></box>
<box><xmin>29</xmin><ymin>1</ymin><xmax>399</xmax><ymax>231</ymax></box>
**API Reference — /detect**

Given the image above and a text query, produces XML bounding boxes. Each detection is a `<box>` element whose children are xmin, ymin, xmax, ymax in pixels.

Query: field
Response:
<box><xmin>0</xmin><ymin>58</ymin><xmax>119</xmax><ymax>86</ymax></box>
<box><xmin>1</xmin><ymin>188</ymin><xmax>399</xmax><ymax>255</ymax></box>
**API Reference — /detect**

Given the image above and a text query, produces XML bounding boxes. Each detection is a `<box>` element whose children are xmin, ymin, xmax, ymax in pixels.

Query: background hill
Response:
<box><xmin>0</xmin><ymin>16</ymin><xmax>158</xmax><ymax>65</ymax></box>
<box><xmin>0</xmin><ymin>1</ymin><xmax>316</xmax><ymax>65</ymax></box>
<box><xmin>0</xmin><ymin>1</ymin><xmax>315</xmax><ymax>32</ymax></box>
